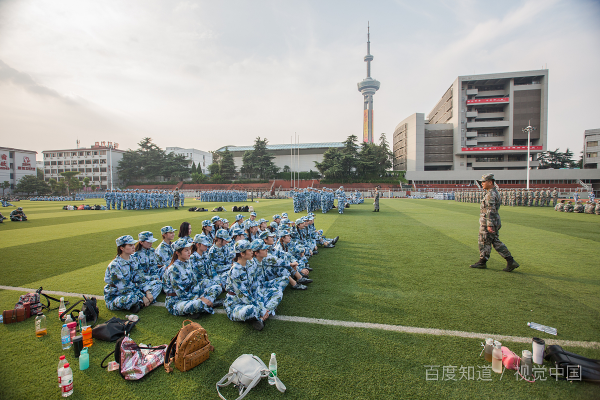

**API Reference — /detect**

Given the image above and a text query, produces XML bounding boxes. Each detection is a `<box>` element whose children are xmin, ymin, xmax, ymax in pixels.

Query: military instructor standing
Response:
<box><xmin>470</xmin><ymin>174</ymin><xmax>520</xmax><ymax>272</ymax></box>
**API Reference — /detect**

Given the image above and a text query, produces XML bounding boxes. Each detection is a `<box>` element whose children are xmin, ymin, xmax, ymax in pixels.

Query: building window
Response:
<box><xmin>100</xmin><ymin>151</ymin><xmax>106</xmax><ymax>155</ymax></box>
<box><xmin>587</xmin><ymin>141</ymin><xmax>598</xmax><ymax>147</ymax></box>
<box><xmin>58</xmin><ymin>169</ymin><xmax>64</xmax><ymax>173</ymax></box>
<box><xmin>72</xmin><ymin>152</ymin><xmax>77</xmax><ymax>156</ymax></box>
<box><xmin>100</xmin><ymin>159</ymin><xmax>107</xmax><ymax>164</ymax></box>
<box><xmin>44</xmin><ymin>161</ymin><xmax>50</xmax><ymax>166</ymax></box>
<box><xmin>93</xmin><ymin>151</ymin><xmax>98</xmax><ymax>155</ymax></box>
<box><xmin>587</xmin><ymin>152</ymin><xmax>598</xmax><ymax>158</ymax></box>
<box><xmin>475</xmin><ymin>156</ymin><xmax>503</xmax><ymax>162</ymax></box>
<box><xmin>86</xmin><ymin>151</ymin><xmax>91</xmax><ymax>156</ymax></box>
<box><xmin>85</xmin><ymin>160</ymin><xmax>92</xmax><ymax>164</ymax></box>
<box><xmin>92</xmin><ymin>159</ymin><xmax>99</xmax><ymax>164</ymax></box>
<box><xmin>45</xmin><ymin>169</ymin><xmax>50</xmax><ymax>175</ymax></box>
<box><xmin>78</xmin><ymin>152</ymin><xmax>84</xmax><ymax>156</ymax></box>
<box><xmin>57</xmin><ymin>161</ymin><xmax>63</xmax><ymax>165</ymax></box>
<box><xmin>64</xmin><ymin>161</ymin><xmax>70</xmax><ymax>165</ymax></box>
<box><xmin>51</xmin><ymin>161</ymin><xmax>57</xmax><ymax>165</ymax></box>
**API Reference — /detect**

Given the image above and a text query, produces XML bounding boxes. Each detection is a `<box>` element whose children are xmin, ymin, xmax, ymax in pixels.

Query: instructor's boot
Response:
<box><xmin>503</xmin><ymin>257</ymin><xmax>520</xmax><ymax>272</ymax></box>
<box><xmin>470</xmin><ymin>259</ymin><xmax>487</xmax><ymax>269</ymax></box>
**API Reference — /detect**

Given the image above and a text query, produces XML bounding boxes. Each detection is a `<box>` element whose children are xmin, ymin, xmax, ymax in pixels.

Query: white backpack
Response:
<box><xmin>216</xmin><ymin>354</ymin><xmax>285</xmax><ymax>400</ymax></box>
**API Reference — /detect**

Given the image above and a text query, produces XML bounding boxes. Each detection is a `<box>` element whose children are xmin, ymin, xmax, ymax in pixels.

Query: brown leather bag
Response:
<box><xmin>164</xmin><ymin>320</ymin><xmax>214</xmax><ymax>373</ymax></box>
<box><xmin>3</xmin><ymin>308</ymin><xmax>26</xmax><ymax>324</ymax></box>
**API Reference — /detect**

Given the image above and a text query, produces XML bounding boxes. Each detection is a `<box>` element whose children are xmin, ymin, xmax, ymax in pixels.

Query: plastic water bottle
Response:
<box><xmin>57</xmin><ymin>355</ymin><xmax>67</xmax><ymax>388</ymax></box>
<box><xmin>79</xmin><ymin>348</ymin><xmax>89</xmax><ymax>371</ymax></box>
<box><xmin>492</xmin><ymin>341</ymin><xmax>503</xmax><ymax>374</ymax></box>
<box><xmin>61</xmin><ymin>363</ymin><xmax>73</xmax><ymax>397</ymax></box>
<box><xmin>78</xmin><ymin>312</ymin><xmax>86</xmax><ymax>333</ymax></box>
<box><xmin>59</xmin><ymin>297</ymin><xmax>66</xmax><ymax>320</ymax></box>
<box><xmin>35</xmin><ymin>312</ymin><xmax>47</xmax><ymax>337</ymax></box>
<box><xmin>61</xmin><ymin>324</ymin><xmax>72</xmax><ymax>350</ymax></box>
<box><xmin>268</xmin><ymin>353</ymin><xmax>277</xmax><ymax>385</ymax></box>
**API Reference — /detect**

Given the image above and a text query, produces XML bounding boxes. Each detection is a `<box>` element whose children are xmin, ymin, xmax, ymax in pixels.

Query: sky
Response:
<box><xmin>1</xmin><ymin>0</ymin><xmax>599</xmax><ymax>160</ymax></box>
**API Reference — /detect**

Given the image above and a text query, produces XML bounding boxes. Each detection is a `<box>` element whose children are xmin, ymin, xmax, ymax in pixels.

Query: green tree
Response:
<box><xmin>83</xmin><ymin>177</ymin><xmax>90</xmax><ymax>190</ymax></box>
<box><xmin>207</xmin><ymin>162</ymin><xmax>220</xmax><ymax>176</ymax></box>
<box><xmin>48</xmin><ymin>178</ymin><xmax>58</xmax><ymax>194</ymax></box>
<box><xmin>314</xmin><ymin>147</ymin><xmax>343</xmax><ymax>180</ymax></box>
<box><xmin>219</xmin><ymin>147</ymin><xmax>236</xmax><ymax>180</ymax></box>
<box><xmin>37</xmin><ymin>167</ymin><xmax>44</xmax><ymax>180</ymax></box>
<box><xmin>15</xmin><ymin>175</ymin><xmax>50</xmax><ymax>195</ymax></box>
<box><xmin>190</xmin><ymin>172</ymin><xmax>208</xmax><ymax>184</ymax></box>
<box><xmin>340</xmin><ymin>135</ymin><xmax>359</xmax><ymax>178</ymax></box>
<box><xmin>1</xmin><ymin>181</ymin><xmax>10</xmax><ymax>197</ymax></box>
<box><xmin>60</xmin><ymin>171</ymin><xmax>80</xmax><ymax>195</ymax></box>
<box><xmin>282</xmin><ymin>165</ymin><xmax>290</xmax><ymax>173</ymax></box>
<box><xmin>538</xmin><ymin>148</ymin><xmax>576</xmax><ymax>169</ymax></box>
<box><xmin>91</xmin><ymin>184</ymin><xmax>97</xmax><ymax>191</ymax></box>
<box><xmin>190</xmin><ymin>162</ymin><xmax>197</xmax><ymax>174</ymax></box>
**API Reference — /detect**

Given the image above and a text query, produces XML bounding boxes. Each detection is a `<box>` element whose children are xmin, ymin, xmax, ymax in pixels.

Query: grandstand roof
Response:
<box><xmin>216</xmin><ymin>142</ymin><xmax>344</xmax><ymax>152</ymax></box>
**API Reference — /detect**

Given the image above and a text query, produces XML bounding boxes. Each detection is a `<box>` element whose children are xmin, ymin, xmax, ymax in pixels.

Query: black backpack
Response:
<box><xmin>544</xmin><ymin>345</ymin><xmax>600</xmax><ymax>382</ymax></box>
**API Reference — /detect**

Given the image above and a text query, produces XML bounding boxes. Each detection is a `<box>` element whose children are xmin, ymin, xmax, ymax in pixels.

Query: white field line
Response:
<box><xmin>2</xmin><ymin>285</ymin><xmax>598</xmax><ymax>349</ymax></box>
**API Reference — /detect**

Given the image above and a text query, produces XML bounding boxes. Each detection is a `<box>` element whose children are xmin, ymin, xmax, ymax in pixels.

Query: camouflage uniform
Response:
<box><xmin>162</xmin><ymin>259</ymin><xmax>221</xmax><ymax>316</ymax></box>
<box><xmin>552</xmin><ymin>189</ymin><xmax>558</xmax><ymax>207</ymax></box>
<box><xmin>477</xmin><ymin>180</ymin><xmax>513</xmax><ymax>262</ymax></box>
<box><xmin>103</xmin><ymin>256</ymin><xmax>145</xmax><ymax>311</ymax></box>
<box><xmin>131</xmin><ymin>247</ymin><xmax>163</xmax><ymax>300</ymax></box>
<box><xmin>207</xmin><ymin>229</ymin><xmax>233</xmax><ymax>286</ymax></box>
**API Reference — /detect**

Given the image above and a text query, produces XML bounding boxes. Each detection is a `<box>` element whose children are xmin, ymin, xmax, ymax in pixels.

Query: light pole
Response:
<box><xmin>108</xmin><ymin>143</ymin><xmax>114</xmax><ymax>191</ymax></box>
<box><xmin>522</xmin><ymin>121</ymin><xmax>536</xmax><ymax>190</ymax></box>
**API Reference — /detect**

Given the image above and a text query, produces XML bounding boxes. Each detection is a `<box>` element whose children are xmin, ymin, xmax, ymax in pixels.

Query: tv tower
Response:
<box><xmin>357</xmin><ymin>23</ymin><xmax>380</xmax><ymax>143</ymax></box>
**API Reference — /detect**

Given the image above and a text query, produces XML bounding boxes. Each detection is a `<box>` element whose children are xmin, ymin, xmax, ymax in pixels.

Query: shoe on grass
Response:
<box><xmin>129</xmin><ymin>304</ymin><xmax>141</xmax><ymax>314</ymax></box>
<box><xmin>470</xmin><ymin>259</ymin><xmax>487</xmax><ymax>269</ymax></box>
<box><xmin>305</xmin><ymin>266</ymin><xmax>314</xmax><ymax>272</ymax></box>
<box><xmin>332</xmin><ymin>236</ymin><xmax>339</xmax><ymax>244</ymax></box>
<box><xmin>291</xmin><ymin>283</ymin><xmax>307</xmax><ymax>290</ymax></box>
<box><xmin>252</xmin><ymin>318</ymin><xmax>264</xmax><ymax>331</ymax></box>
<box><xmin>211</xmin><ymin>299</ymin><xmax>224</xmax><ymax>308</ymax></box>
<box><xmin>298</xmin><ymin>277</ymin><xmax>313</xmax><ymax>284</ymax></box>
<box><xmin>503</xmin><ymin>257</ymin><xmax>520</xmax><ymax>272</ymax></box>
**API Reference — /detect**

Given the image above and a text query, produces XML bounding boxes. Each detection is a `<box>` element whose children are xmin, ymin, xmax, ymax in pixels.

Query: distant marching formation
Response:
<box><xmin>291</xmin><ymin>187</ymin><xmax>364</xmax><ymax>214</ymax></box>
<box><xmin>197</xmin><ymin>190</ymin><xmax>248</xmax><ymax>202</ymax></box>
<box><xmin>103</xmin><ymin>188</ymin><xmax>185</xmax><ymax>210</ymax></box>
<box><xmin>456</xmin><ymin>188</ymin><xmax>561</xmax><ymax>207</ymax></box>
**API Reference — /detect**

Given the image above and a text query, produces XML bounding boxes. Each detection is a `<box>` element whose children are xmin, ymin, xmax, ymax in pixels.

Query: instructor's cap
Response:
<box><xmin>479</xmin><ymin>173</ymin><xmax>495</xmax><ymax>182</ymax></box>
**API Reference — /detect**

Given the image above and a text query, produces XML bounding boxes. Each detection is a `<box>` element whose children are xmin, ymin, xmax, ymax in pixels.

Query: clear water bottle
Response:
<box><xmin>78</xmin><ymin>312</ymin><xmax>86</xmax><ymax>332</ymax></box>
<box><xmin>492</xmin><ymin>341</ymin><xmax>503</xmax><ymax>374</ymax></box>
<box><xmin>61</xmin><ymin>363</ymin><xmax>73</xmax><ymax>397</ymax></box>
<box><xmin>57</xmin><ymin>355</ymin><xmax>67</xmax><ymax>388</ymax></box>
<box><xmin>61</xmin><ymin>324</ymin><xmax>72</xmax><ymax>350</ymax></box>
<box><xmin>59</xmin><ymin>297</ymin><xmax>66</xmax><ymax>321</ymax></box>
<box><xmin>35</xmin><ymin>312</ymin><xmax>47</xmax><ymax>337</ymax></box>
<box><xmin>268</xmin><ymin>353</ymin><xmax>277</xmax><ymax>385</ymax></box>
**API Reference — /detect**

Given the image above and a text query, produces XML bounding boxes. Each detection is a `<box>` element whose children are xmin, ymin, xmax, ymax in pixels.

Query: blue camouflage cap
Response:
<box><xmin>235</xmin><ymin>214</ymin><xmax>244</xmax><ymax>221</ymax></box>
<box><xmin>138</xmin><ymin>231</ymin><xmax>158</xmax><ymax>243</ymax></box>
<box><xmin>211</xmin><ymin>215</ymin><xmax>221</xmax><ymax>223</ymax></box>
<box><xmin>116</xmin><ymin>235</ymin><xmax>137</xmax><ymax>246</ymax></box>
<box><xmin>250</xmin><ymin>212</ymin><xmax>257</xmax><ymax>217</ymax></box>
<box><xmin>172</xmin><ymin>238</ymin><xmax>193</xmax><ymax>251</ymax></box>
<box><xmin>248</xmin><ymin>220</ymin><xmax>258</xmax><ymax>228</ymax></box>
<box><xmin>282</xmin><ymin>213</ymin><xmax>288</xmax><ymax>218</ymax></box>
<box><xmin>280</xmin><ymin>218</ymin><xmax>291</xmax><ymax>225</ymax></box>
<box><xmin>250</xmin><ymin>239</ymin><xmax>270</xmax><ymax>251</ymax></box>
<box><xmin>234</xmin><ymin>240</ymin><xmax>251</xmax><ymax>253</ymax></box>
<box><xmin>278</xmin><ymin>229</ymin><xmax>291</xmax><ymax>238</ymax></box>
<box><xmin>192</xmin><ymin>234</ymin><xmax>212</xmax><ymax>247</ymax></box>
<box><xmin>202</xmin><ymin>220</ymin><xmax>212</xmax><ymax>227</ymax></box>
<box><xmin>259</xmin><ymin>230</ymin><xmax>275</xmax><ymax>240</ymax></box>
<box><xmin>307</xmin><ymin>212</ymin><xmax>315</xmax><ymax>217</ymax></box>
<box><xmin>295</xmin><ymin>218</ymin><xmax>304</xmax><ymax>225</ymax></box>
<box><xmin>318</xmin><ymin>229</ymin><xmax>323</xmax><ymax>234</ymax></box>
<box><xmin>273</xmin><ymin>214</ymin><xmax>281</xmax><ymax>220</ymax></box>
<box><xmin>258</xmin><ymin>218</ymin><xmax>268</xmax><ymax>224</ymax></box>
<box><xmin>231</xmin><ymin>227</ymin><xmax>245</xmax><ymax>237</ymax></box>
<box><xmin>306</xmin><ymin>215</ymin><xmax>314</xmax><ymax>221</ymax></box>
<box><xmin>270</xmin><ymin>221</ymin><xmax>278</xmax><ymax>229</ymax></box>
<box><xmin>215</xmin><ymin>228</ymin><xmax>232</xmax><ymax>241</ymax></box>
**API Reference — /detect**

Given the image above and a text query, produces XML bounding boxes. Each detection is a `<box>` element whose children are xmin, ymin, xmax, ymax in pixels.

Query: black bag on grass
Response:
<box><xmin>59</xmin><ymin>295</ymin><xmax>99</xmax><ymax>326</ymax></box>
<box><xmin>92</xmin><ymin>316</ymin><xmax>138</xmax><ymax>342</ymax></box>
<box><xmin>544</xmin><ymin>345</ymin><xmax>600</xmax><ymax>383</ymax></box>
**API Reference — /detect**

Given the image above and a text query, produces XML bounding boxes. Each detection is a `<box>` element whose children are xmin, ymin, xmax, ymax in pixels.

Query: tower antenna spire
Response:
<box><xmin>357</xmin><ymin>23</ymin><xmax>380</xmax><ymax>144</ymax></box>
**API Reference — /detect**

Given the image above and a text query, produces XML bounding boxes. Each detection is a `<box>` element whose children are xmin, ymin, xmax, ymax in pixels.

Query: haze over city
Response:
<box><xmin>1</xmin><ymin>0</ymin><xmax>599</xmax><ymax>158</ymax></box>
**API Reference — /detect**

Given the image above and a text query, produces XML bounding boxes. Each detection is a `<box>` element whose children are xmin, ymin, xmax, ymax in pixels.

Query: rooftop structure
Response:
<box><xmin>357</xmin><ymin>24</ymin><xmax>380</xmax><ymax>144</ymax></box>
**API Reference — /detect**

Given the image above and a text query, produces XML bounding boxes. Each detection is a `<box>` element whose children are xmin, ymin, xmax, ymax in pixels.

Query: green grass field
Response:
<box><xmin>1</xmin><ymin>198</ymin><xmax>599</xmax><ymax>400</ymax></box>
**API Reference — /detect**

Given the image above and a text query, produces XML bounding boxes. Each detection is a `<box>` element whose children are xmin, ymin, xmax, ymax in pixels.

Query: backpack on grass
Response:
<box><xmin>544</xmin><ymin>345</ymin><xmax>600</xmax><ymax>383</ymax></box>
<box><xmin>101</xmin><ymin>336</ymin><xmax>166</xmax><ymax>380</ymax></box>
<box><xmin>164</xmin><ymin>320</ymin><xmax>214</xmax><ymax>373</ymax></box>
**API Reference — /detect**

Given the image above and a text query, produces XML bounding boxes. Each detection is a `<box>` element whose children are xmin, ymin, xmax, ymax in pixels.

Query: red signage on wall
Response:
<box><xmin>461</xmin><ymin>146</ymin><xmax>543</xmax><ymax>152</ymax></box>
<box><xmin>466</xmin><ymin>97</ymin><xmax>509</xmax><ymax>104</ymax></box>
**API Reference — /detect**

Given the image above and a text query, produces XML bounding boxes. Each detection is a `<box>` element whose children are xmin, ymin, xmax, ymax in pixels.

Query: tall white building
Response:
<box><xmin>166</xmin><ymin>147</ymin><xmax>212</xmax><ymax>175</ymax></box>
<box><xmin>394</xmin><ymin>70</ymin><xmax>549</xmax><ymax>174</ymax></box>
<box><xmin>42</xmin><ymin>141</ymin><xmax>125</xmax><ymax>190</ymax></box>
<box><xmin>0</xmin><ymin>147</ymin><xmax>38</xmax><ymax>194</ymax></box>
<box><xmin>583</xmin><ymin>128</ymin><xmax>600</xmax><ymax>169</ymax></box>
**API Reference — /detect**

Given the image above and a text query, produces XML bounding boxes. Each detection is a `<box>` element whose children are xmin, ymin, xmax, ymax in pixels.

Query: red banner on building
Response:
<box><xmin>461</xmin><ymin>146</ymin><xmax>543</xmax><ymax>152</ymax></box>
<box><xmin>466</xmin><ymin>97</ymin><xmax>509</xmax><ymax>104</ymax></box>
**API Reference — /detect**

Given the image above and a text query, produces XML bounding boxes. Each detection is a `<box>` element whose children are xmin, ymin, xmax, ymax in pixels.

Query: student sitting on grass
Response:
<box><xmin>10</xmin><ymin>207</ymin><xmax>27</xmax><ymax>221</ymax></box>
<box><xmin>266</xmin><ymin>230</ymin><xmax>311</xmax><ymax>290</ymax></box>
<box><xmin>208</xmin><ymin>229</ymin><xmax>234</xmax><ymax>288</ymax></box>
<box><xmin>155</xmin><ymin>226</ymin><xmax>176</xmax><ymax>268</ymax></box>
<box><xmin>131</xmin><ymin>231</ymin><xmax>164</xmax><ymax>303</ymax></box>
<box><xmin>250</xmin><ymin>239</ymin><xmax>288</xmax><ymax>297</ymax></box>
<box><xmin>104</xmin><ymin>235</ymin><xmax>151</xmax><ymax>313</ymax></box>
<box><xmin>162</xmin><ymin>238</ymin><xmax>222</xmax><ymax>317</ymax></box>
<box><xmin>224</xmin><ymin>240</ymin><xmax>270</xmax><ymax>331</ymax></box>
<box><xmin>190</xmin><ymin>234</ymin><xmax>223</xmax><ymax>297</ymax></box>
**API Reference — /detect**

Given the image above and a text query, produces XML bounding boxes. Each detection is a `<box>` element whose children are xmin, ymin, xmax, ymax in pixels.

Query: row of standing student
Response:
<box><xmin>103</xmin><ymin>212</ymin><xmax>339</xmax><ymax>330</ymax></box>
